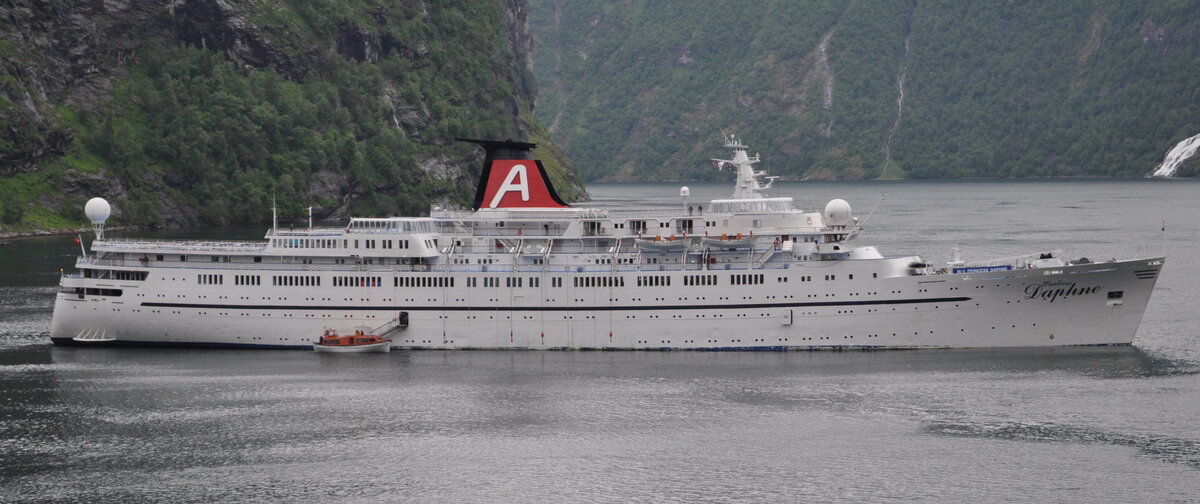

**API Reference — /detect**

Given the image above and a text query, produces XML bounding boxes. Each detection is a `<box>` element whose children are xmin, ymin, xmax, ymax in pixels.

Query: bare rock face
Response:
<box><xmin>501</xmin><ymin>0</ymin><xmax>537</xmax><ymax>102</ymax></box>
<box><xmin>167</xmin><ymin>0</ymin><xmax>291</xmax><ymax>74</ymax></box>
<box><xmin>418</xmin><ymin>155</ymin><xmax>456</xmax><ymax>180</ymax></box>
<box><xmin>306</xmin><ymin>168</ymin><xmax>351</xmax><ymax>219</ymax></box>
<box><xmin>0</xmin><ymin>1</ymin><xmax>150</xmax><ymax>172</ymax></box>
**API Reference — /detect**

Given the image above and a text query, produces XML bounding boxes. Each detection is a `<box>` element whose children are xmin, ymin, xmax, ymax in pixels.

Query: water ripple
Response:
<box><xmin>925</xmin><ymin>419</ymin><xmax>1200</xmax><ymax>470</ymax></box>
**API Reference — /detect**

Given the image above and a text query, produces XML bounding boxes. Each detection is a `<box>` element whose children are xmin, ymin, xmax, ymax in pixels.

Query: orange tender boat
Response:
<box><xmin>313</xmin><ymin>329</ymin><xmax>392</xmax><ymax>353</ymax></box>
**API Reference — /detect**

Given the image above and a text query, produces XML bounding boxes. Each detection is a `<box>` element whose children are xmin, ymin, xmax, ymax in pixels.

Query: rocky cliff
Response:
<box><xmin>531</xmin><ymin>1</ymin><xmax>1200</xmax><ymax>181</ymax></box>
<box><xmin>0</xmin><ymin>0</ymin><xmax>584</xmax><ymax>230</ymax></box>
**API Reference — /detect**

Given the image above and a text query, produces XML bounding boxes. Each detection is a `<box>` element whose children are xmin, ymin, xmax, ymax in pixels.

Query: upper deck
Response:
<box><xmin>82</xmin><ymin>135</ymin><xmax>863</xmax><ymax>265</ymax></box>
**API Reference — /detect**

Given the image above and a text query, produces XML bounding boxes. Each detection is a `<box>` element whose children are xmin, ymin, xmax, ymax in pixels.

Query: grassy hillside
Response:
<box><xmin>531</xmin><ymin>0</ymin><xmax>1200</xmax><ymax>181</ymax></box>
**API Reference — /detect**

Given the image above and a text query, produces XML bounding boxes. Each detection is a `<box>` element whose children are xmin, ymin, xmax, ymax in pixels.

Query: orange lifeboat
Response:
<box><xmin>313</xmin><ymin>329</ymin><xmax>392</xmax><ymax>353</ymax></box>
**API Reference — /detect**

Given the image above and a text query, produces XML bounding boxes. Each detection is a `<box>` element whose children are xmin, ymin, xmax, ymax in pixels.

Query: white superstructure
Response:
<box><xmin>50</xmin><ymin>136</ymin><xmax>1163</xmax><ymax>350</ymax></box>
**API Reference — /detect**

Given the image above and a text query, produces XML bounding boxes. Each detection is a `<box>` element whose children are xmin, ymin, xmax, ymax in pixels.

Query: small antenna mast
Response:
<box><xmin>860</xmin><ymin>193</ymin><xmax>886</xmax><ymax>227</ymax></box>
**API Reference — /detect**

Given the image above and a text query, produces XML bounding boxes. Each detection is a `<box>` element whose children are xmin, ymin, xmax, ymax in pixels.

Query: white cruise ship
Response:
<box><xmin>50</xmin><ymin>136</ymin><xmax>1163</xmax><ymax>350</ymax></box>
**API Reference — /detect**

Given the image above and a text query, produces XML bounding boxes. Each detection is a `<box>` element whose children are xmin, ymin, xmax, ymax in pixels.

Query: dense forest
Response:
<box><xmin>531</xmin><ymin>0</ymin><xmax>1200</xmax><ymax>181</ymax></box>
<box><xmin>0</xmin><ymin>0</ymin><xmax>584</xmax><ymax>231</ymax></box>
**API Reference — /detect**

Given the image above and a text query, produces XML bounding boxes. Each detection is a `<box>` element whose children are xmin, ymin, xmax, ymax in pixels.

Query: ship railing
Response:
<box><xmin>431</xmin><ymin>208</ymin><xmax>611</xmax><ymax>219</ymax></box>
<box><xmin>95</xmin><ymin>238</ymin><xmax>268</xmax><ymax>253</ymax></box>
<box><xmin>73</xmin><ymin>256</ymin><xmax>801</xmax><ymax>274</ymax></box>
<box><xmin>468</xmin><ymin>228</ymin><xmax>569</xmax><ymax>238</ymax></box>
<box><xmin>268</xmin><ymin>227</ymin><xmax>346</xmax><ymax>237</ymax></box>
<box><xmin>603</xmin><ymin>208</ymin><xmax>714</xmax><ymax>218</ymax></box>
<box><xmin>76</xmin><ymin>257</ymin><xmax>266</xmax><ymax>270</ymax></box>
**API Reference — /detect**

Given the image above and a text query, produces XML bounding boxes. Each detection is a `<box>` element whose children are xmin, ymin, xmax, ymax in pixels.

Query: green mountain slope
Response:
<box><xmin>0</xmin><ymin>0</ymin><xmax>585</xmax><ymax>231</ymax></box>
<box><xmin>531</xmin><ymin>0</ymin><xmax>1200</xmax><ymax>181</ymax></box>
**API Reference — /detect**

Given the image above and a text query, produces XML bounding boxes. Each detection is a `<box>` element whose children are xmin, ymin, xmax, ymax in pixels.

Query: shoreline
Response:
<box><xmin>0</xmin><ymin>226</ymin><xmax>141</xmax><ymax>243</ymax></box>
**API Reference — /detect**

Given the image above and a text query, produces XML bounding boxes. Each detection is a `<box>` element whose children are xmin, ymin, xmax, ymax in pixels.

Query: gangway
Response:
<box><xmin>359</xmin><ymin>313</ymin><xmax>410</xmax><ymax>337</ymax></box>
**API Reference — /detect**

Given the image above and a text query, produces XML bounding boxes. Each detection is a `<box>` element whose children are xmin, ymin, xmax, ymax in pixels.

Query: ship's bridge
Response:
<box><xmin>706</xmin><ymin>197</ymin><xmax>797</xmax><ymax>215</ymax></box>
<box><xmin>262</xmin><ymin>217</ymin><xmax>443</xmax><ymax>258</ymax></box>
<box><xmin>345</xmin><ymin>217</ymin><xmax>438</xmax><ymax>234</ymax></box>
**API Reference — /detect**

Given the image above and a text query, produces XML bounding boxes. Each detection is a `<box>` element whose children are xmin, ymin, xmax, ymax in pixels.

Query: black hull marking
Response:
<box><xmin>139</xmin><ymin>297</ymin><xmax>973</xmax><ymax>312</ymax></box>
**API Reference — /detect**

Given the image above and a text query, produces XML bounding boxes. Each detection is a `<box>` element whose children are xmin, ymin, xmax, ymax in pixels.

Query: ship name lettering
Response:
<box><xmin>1023</xmin><ymin>282</ymin><xmax>1103</xmax><ymax>303</ymax></box>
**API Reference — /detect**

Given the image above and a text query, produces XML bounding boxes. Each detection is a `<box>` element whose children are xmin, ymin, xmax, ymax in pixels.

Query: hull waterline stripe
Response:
<box><xmin>140</xmin><ymin>296</ymin><xmax>973</xmax><ymax>312</ymax></box>
<box><xmin>48</xmin><ymin>337</ymin><xmax>1132</xmax><ymax>351</ymax></box>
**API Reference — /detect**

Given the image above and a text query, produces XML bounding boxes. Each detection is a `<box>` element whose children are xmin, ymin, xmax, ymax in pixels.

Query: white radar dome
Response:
<box><xmin>680</xmin><ymin>186</ymin><xmax>690</xmax><ymax>197</ymax></box>
<box><xmin>823</xmin><ymin>198</ymin><xmax>852</xmax><ymax>226</ymax></box>
<box><xmin>84</xmin><ymin>197</ymin><xmax>111</xmax><ymax>224</ymax></box>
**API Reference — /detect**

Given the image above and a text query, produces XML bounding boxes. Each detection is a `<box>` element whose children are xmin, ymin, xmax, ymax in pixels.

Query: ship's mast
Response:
<box><xmin>711</xmin><ymin>133</ymin><xmax>776</xmax><ymax>199</ymax></box>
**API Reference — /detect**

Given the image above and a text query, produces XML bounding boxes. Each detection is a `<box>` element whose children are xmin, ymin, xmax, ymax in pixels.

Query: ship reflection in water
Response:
<box><xmin>0</xmin><ymin>344</ymin><xmax>1196</xmax><ymax>502</ymax></box>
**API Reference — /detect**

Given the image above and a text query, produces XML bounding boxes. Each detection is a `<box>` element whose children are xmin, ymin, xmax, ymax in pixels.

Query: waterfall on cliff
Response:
<box><xmin>1148</xmin><ymin>132</ymin><xmax>1200</xmax><ymax>177</ymax></box>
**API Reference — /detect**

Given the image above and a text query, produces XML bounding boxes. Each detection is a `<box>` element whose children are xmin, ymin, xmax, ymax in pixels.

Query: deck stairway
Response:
<box><xmin>359</xmin><ymin>313</ymin><xmax>410</xmax><ymax>337</ymax></box>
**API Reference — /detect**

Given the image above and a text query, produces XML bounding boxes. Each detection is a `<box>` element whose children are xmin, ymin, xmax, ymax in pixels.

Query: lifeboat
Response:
<box><xmin>313</xmin><ymin>329</ymin><xmax>391</xmax><ymax>353</ymax></box>
<box><xmin>700</xmin><ymin>233</ymin><xmax>755</xmax><ymax>249</ymax></box>
<box><xmin>634</xmin><ymin>235</ymin><xmax>690</xmax><ymax>251</ymax></box>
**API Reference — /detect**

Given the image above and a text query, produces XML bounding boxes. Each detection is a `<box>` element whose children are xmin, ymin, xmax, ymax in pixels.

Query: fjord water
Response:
<box><xmin>2</xmin><ymin>179</ymin><xmax>1199</xmax><ymax>503</ymax></box>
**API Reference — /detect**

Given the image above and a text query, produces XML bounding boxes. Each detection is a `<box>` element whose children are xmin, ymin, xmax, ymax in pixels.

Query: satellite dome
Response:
<box><xmin>84</xmin><ymin>197</ymin><xmax>111</xmax><ymax>224</ymax></box>
<box><xmin>823</xmin><ymin>198</ymin><xmax>852</xmax><ymax>226</ymax></box>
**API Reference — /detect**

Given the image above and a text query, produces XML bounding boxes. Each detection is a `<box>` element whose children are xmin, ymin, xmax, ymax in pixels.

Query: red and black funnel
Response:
<box><xmin>457</xmin><ymin>138</ymin><xmax>570</xmax><ymax>210</ymax></box>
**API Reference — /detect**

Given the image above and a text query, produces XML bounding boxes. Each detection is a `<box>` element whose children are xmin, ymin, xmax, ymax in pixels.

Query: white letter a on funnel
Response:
<box><xmin>489</xmin><ymin>164</ymin><xmax>529</xmax><ymax>208</ymax></box>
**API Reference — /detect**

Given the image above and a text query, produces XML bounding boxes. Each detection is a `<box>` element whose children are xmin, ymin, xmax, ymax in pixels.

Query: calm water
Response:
<box><xmin>2</xmin><ymin>179</ymin><xmax>1199</xmax><ymax>503</ymax></box>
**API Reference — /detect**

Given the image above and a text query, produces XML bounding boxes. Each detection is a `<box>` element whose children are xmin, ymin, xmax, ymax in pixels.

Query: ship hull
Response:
<box><xmin>49</xmin><ymin>257</ymin><xmax>1161</xmax><ymax>351</ymax></box>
